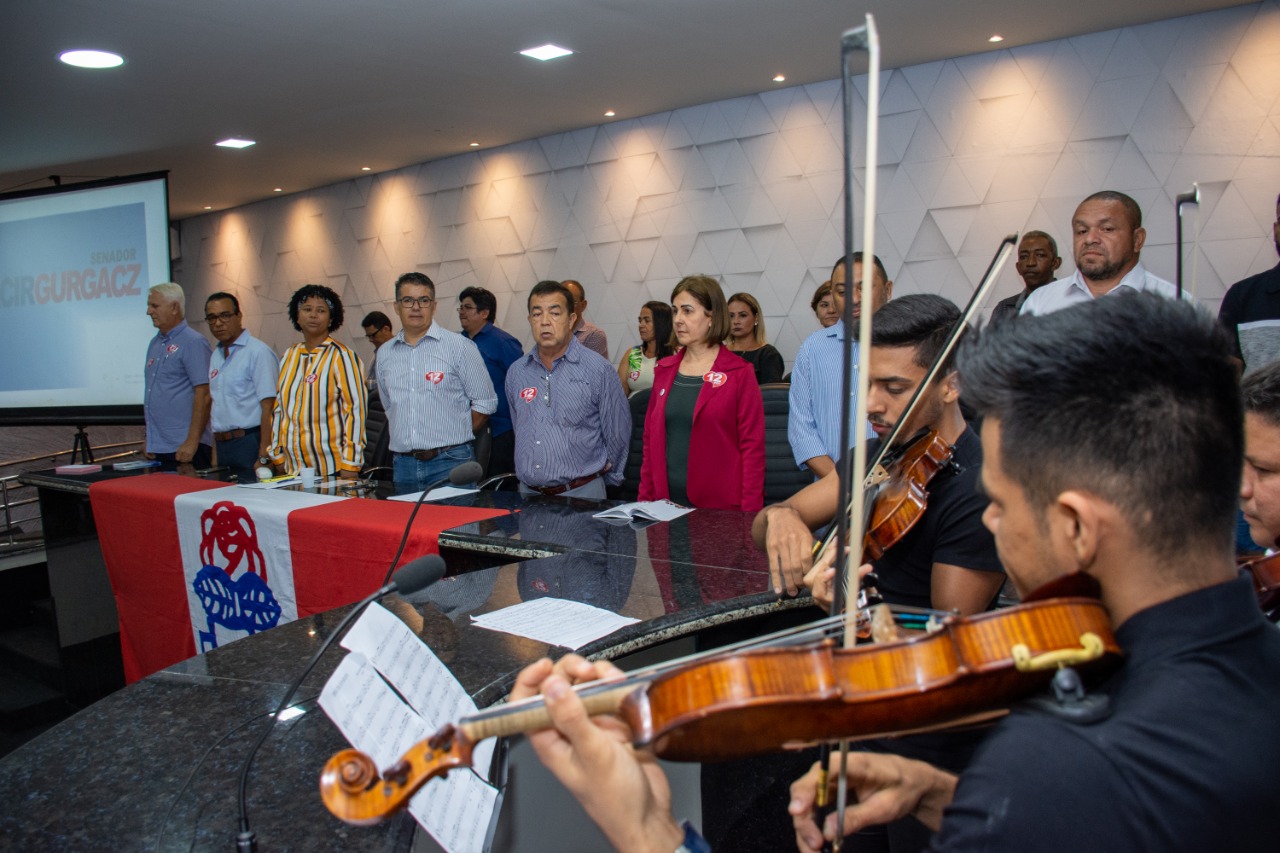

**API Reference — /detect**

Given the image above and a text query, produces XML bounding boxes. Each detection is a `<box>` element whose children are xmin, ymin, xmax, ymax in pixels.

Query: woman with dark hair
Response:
<box><xmin>267</xmin><ymin>283</ymin><xmax>367</xmax><ymax>479</ymax></box>
<box><xmin>639</xmin><ymin>275</ymin><xmax>764</xmax><ymax>512</ymax></box>
<box><xmin>617</xmin><ymin>301</ymin><xmax>674</xmax><ymax>395</ymax></box>
<box><xmin>811</xmin><ymin>280</ymin><xmax>838</xmax><ymax>328</ymax></box>
<box><xmin>724</xmin><ymin>292</ymin><xmax>784</xmax><ymax>384</ymax></box>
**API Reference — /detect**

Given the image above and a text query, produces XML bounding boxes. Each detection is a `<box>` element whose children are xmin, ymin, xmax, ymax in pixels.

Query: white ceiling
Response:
<box><xmin>1</xmin><ymin>0</ymin><xmax>1251</xmax><ymax>220</ymax></box>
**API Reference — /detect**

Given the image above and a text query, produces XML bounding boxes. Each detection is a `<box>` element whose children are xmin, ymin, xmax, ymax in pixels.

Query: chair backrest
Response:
<box><xmin>616</xmin><ymin>387</ymin><xmax>651</xmax><ymax>501</ymax></box>
<box><xmin>759</xmin><ymin>382</ymin><xmax>810</xmax><ymax>503</ymax></box>
<box><xmin>361</xmin><ymin>390</ymin><xmax>392</xmax><ymax>479</ymax></box>
<box><xmin>473</xmin><ymin>422</ymin><xmax>492</xmax><ymax>478</ymax></box>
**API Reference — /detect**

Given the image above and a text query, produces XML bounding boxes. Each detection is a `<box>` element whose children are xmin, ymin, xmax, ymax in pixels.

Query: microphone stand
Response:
<box><xmin>235</xmin><ymin>555</ymin><xmax>445</xmax><ymax>852</ymax></box>
<box><xmin>1175</xmin><ymin>184</ymin><xmax>1199</xmax><ymax>299</ymax></box>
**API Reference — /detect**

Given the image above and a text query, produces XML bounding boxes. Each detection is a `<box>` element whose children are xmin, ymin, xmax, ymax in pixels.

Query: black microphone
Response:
<box><xmin>379</xmin><ymin>460</ymin><xmax>484</xmax><ymax>586</ymax></box>
<box><xmin>235</xmin><ymin>555</ymin><xmax>446</xmax><ymax>851</ymax></box>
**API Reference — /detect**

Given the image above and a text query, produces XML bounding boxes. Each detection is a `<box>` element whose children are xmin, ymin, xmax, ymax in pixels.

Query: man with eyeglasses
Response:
<box><xmin>204</xmin><ymin>291</ymin><xmax>279</xmax><ymax>480</ymax></box>
<box><xmin>360</xmin><ymin>311</ymin><xmax>395</xmax><ymax>392</ymax></box>
<box><xmin>457</xmin><ymin>286</ymin><xmax>523</xmax><ymax>478</ymax></box>
<box><xmin>378</xmin><ymin>272</ymin><xmax>497</xmax><ymax>493</ymax></box>
<box><xmin>506</xmin><ymin>280</ymin><xmax>630</xmax><ymax>499</ymax></box>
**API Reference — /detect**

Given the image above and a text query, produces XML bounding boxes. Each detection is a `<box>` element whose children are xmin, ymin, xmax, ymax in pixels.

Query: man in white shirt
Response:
<box><xmin>1021</xmin><ymin>190</ymin><xmax>1176</xmax><ymax>316</ymax></box>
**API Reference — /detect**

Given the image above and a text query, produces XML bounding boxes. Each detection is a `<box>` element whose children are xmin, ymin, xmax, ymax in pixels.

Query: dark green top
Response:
<box><xmin>663</xmin><ymin>372</ymin><xmax>703</xmax><ymax>506</ymax></box>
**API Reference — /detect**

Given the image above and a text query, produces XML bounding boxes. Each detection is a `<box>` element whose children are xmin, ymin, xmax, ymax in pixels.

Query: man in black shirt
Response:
<box><xmin>509</xmin><ymin>292</ymin><xmax>1280</xmax><ymax>852</ymax></box>
<box><xmin>754</xmin><ymin>293</ymin><xmax>1004</xmax><ymax>615</ymax></box>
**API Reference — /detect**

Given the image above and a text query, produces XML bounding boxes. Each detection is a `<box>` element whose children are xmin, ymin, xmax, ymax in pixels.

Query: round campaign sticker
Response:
<box><xmin>532</xmin><ymin>578</ymin><xmax>549</xmax><ymax>593</ymax></box>
<box><xmin>305</xmin><ymin>373</ymin><xmax>318</xmax><ymax>385</ymax></box>
<box><xmin>629</xmin><ymin>370</ymin><xmax>641</xmax><ymax>381</ymax></box>
<box><xmin>209</xmin><ymin>369</ymin><xmax>219</xmax><ymax>380</ymax></box>
<box><xmin>425</xmin><ymin>371</ymin><xmax>444</xmax><ymax>384</ymax></box>
<box><xmin>520</xmin><ymin>386</ymin><xmax>538</xmax><ymax>402</ymax></box>
<box><xmin>166</xmin><ymin>344</ymin><xmax>179</xmax><ymax>354</ymax></box>
<box><xmin>147</xmin><ymin>358</ymin><xmax>155</xmax><ymax>368</ymax></box>
<box><xmin>703</xmin><ymin>370</ymin><xmax>727</xmax><ymax>388</ymax></box>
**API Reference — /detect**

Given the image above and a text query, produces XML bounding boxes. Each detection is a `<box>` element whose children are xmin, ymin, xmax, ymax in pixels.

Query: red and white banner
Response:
<box><xmin>91</xmin><ymin>474</ymin><xmax>509</xmax><ymax>683</ymax></box>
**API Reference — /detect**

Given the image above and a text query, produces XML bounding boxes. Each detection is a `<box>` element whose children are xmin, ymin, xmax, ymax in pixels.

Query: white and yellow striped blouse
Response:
<box><xmin>269</xmin><ymin>338</ymin><xmax>367</xmax><ymax>476</ymax></box>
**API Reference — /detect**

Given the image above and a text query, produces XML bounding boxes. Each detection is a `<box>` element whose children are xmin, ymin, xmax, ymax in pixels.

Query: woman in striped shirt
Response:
<box><xmin>268</xmin><ymin>284</ymin><xmax>367</xmax><ymax>479</ymax></box>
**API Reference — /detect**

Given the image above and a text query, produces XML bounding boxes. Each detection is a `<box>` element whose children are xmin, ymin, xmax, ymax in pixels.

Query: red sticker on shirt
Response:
<box><xmin>305</xmin><ymin>373</ymin><xmax>318</xmax><ymax>384</ymax></box>
<box><xmin>425</xmin><ymin>371</ymin><xmax>444</xmax><ymax>384</ymax></box>
<box><xmin>532</xmin><ymin>578</ymin><xmax>549</xmax><ymax>593</ymax></box>
<box><xmin>703</xmin><ymin>371</ymin><xmax>727</xmax><ymax>387</ymax></box>
<box><xmin>147</xmin><ymin>358</ymin><xmax>155</xmax><ymax>368</ymax></box>
<box><xmin>166</xmin><ymin>344</ymin><xmax>179</xmax><ymax>354</ymax></box>
<box><xmin>209</xmin><ymin>369</ymin><xmax>219</xmax><ymax>379</ymax></box>
<box><xmin>520</xmin><ymin>386</ymin><xmax>538</xmax><ymax>402</ymax></box>
<box><xmin>629</xmin><ymin>370</ymin><xmax>641</xmax><ymax>381</ymax></box>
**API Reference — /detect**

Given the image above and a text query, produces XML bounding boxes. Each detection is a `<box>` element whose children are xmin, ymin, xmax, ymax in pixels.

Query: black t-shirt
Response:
<box><xmin>863</xmin><ymin>427</ymin><xmax>1004</xmax><ymax>610</ymax></box>
<box><xmin>930</xmin><ymin>575</ymin><xmax>1280</xmax><ymax>851</ymax></box>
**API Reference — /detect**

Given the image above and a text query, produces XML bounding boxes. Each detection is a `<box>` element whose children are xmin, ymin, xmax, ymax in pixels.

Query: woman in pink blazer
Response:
<box><xmin>639</xmin><ymin>275</ymin><xmax>765</xmax><ymax>512</ymax></box>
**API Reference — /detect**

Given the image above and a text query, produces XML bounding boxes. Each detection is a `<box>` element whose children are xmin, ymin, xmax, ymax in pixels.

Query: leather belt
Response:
<box><xmin>214</xmin><ymin>426</ymin><xmax>259</xmax><ymax>442</ymax></box>
<box><xmin>526</xmin><ymin>471</ymin><xmax>603</xmax><ymax>496</ymax></box>
<box><xmin>396</xmin><ymin>442</ymin><xmax>467</xmax><ymax>462</ymax></box>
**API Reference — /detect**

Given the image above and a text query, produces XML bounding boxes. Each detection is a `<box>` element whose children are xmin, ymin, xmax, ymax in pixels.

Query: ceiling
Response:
<box><xmin>2</xmin><ymin>0</ymin><xmax>1251</xmax><ymax>220</ymax></box>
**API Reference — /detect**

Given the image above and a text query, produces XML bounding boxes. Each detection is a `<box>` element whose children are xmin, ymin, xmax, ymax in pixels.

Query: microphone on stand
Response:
<box><xmin>235</xmin><ymin>554</ymin><xmax>446</xmax><ymax>852</ymax></box>
<box><xmin>379</xmin><ymin>460</ymin><xmax>484</xmax><ymax>586</ymax></box>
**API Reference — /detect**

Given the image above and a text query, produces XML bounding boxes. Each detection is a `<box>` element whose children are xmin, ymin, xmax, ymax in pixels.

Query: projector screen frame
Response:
<box><xmin>0</xmin><ymin>171</ymin><xmax>172</xmax><ymax>427</ymax></box>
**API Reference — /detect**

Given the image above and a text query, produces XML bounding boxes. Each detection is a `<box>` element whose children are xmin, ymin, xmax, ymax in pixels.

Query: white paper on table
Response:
<box><xmin>591</xmin><ymin>499</ymin><xmax>692</xmax><ymax>522</ymax></box>
<box><xmin>319</xmin><ymin>652</ymin><xmax>501</xmax><ymax>853</ymax></box>
<box><xmin>471</xmin><ymin>598</ymin><xmax>640</xmax><ymax>648</ymax></box>
<box><xmin>237</xmin><ymin>476</ymin><xmax>301</xmax><ymax>489</ymax></box>
<box><xmin>318</xmin><ymin>652</ymin><xmax>434</xmax><ymax>772</ymax></box>
<box><xmin>387</xmin><ymin>486</ymin><xmax>480</xmax><ymax>503</ymax></box>
<box><xmin>342</xmin><ymin>603</ymin><xmax>495</xmax><ymax>779</ymax></box>
<box><xmin>408</xmin><ymin>765</ymin><xmax>501</xmax><ymax>853</ymax></box>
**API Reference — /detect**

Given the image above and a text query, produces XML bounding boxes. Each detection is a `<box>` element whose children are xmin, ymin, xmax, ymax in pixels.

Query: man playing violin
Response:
<box><xmin>754</xmin><ymin>293</ymin><xmax>1005</xmax><ymax>616</ymax></box>
<box><xmin>510</xmin><ymin>292</ymin><xmax>1280</xmax><ymax>852</ymax></box>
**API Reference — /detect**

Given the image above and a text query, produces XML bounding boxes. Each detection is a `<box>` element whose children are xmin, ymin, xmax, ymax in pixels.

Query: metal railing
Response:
<box><xmin>0</xmin><ymin>440</ymin><xmax>145</xmax><ymax>547</ymax></box>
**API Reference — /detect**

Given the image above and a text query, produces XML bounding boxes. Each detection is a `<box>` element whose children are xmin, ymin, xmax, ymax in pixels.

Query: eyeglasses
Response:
<box><xmin>457</xmin><ymin>303</ymin><xmax>477</xmax><ymax>313</ymax></box>
<box><xmin>204</xmin><ymin>311</ymin><xmax>238</xmax><ymax>324</ymax></box>
<box><xmin>364</xmin><ymin>331</ymin><xmax>381</xmax><ymax>341</ymax></box>
<box><xmin>398</xmin><ymin>296</ymin><xmax>434</xmax><ymax>308</ymax></box>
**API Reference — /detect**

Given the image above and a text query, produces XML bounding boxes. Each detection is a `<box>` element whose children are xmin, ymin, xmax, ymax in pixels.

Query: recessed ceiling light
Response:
<box><xmin>203</xmin><ymin>205</ymin><xmax>212</xmax><ymax>210</ymax></box>
<box><xmin>469</xmin><ymin>142</ymin><xmax>480</xmax><ymax>148</ymax></box>
<box><xmin>273</xmin><ymin>187</ymin><xmax>283</xmax><ymax>192</ymax></box>
<box><xmin>988</xmin><ymin>34</ymin><xmax>1004</xmax><ymax>43</ymax></box>
<box><xmin>604</xmin><ymin>110</ymin><xmax>616</xmax><ymax>117</ymax></box>
<box><xmin>215</xmin><ymin>138</ymin><xmax>256</xmax><ymax>149</ymax></box>
<box><xmin>772</xmin><ymin>74</ymin><xmax>786</xmax><ymax>83</ymax></box>
<box><xmin>361</xmin><ymin>166</ymin><xmax>371</xmax><ymax>171</ymax></box>
<box><xmin>520</xmin><ymin>44</ymin><xmax>574</xmax><ymax>61</ymax></box>
<box><xmin>59</xmin><ymin>49</ymin><xmax>124</xmax><ymax>69</ymax></box>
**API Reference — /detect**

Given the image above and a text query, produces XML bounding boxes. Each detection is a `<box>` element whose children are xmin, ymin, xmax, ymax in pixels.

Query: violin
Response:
<box><xmin>319</xmin><ymin>575</ymin><xmax>1121</xmax><ymax>826</ymax></box>
<box><xmin>861</xmin><ymin>428</ymin><xmax>955</xmax><ymax>561</ymax></box>
<box><xmin>1239</xmin><ymin>552</ymin><xmax>1280</xmax><ymax>619</ymax></box>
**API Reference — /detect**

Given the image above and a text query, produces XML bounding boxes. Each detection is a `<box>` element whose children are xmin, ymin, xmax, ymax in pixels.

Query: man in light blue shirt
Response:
<box><xmin>204</xmin><ymin>292</ymin><xmax>278</xmax><ymax>480</ymax></box>
<box><xmin>379</xmin><ymin>272</ymin><xmax>497</xmax><ymax>494</ymax></box>
<box><xmin>506</xmin><ymin>281</ymin><xmax>630</xmax><ymax>499</ymax></box>
<box><xmin>144</xmin><ymin>282</ymin><xmax>213</xmax><ymax>469</ymax></box>
<box><xmin>1021</xmin><ymin>190</ymin><xmax>1176</xmax><ymax>316</ymax></box>
<box><xmin>788</xmin><ymin>254</ymin><xmax>892</xmax><ymax>476</ymax></box>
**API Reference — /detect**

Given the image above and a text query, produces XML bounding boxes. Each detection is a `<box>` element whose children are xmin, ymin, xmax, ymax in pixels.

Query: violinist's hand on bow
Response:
<box><xmin>511</xmin><ymin>655</ymin><xmax>683</xmax><ymax>853</ymax></box>
<box><xmin>789</xmin><ymin>751</ymin><xmax>958</xmax><ymax>851</ymax></box>
<box><xmin>803</xmin><ymin>549</ymin><xmax>873</xmax><ymax>611</ymax></box>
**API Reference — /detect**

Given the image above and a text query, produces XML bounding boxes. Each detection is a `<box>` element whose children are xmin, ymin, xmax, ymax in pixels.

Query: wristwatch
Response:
<box><xmin>258</xmin><ymin>456</ymin><xmax>273</xmax><ymax>466</ymax></box>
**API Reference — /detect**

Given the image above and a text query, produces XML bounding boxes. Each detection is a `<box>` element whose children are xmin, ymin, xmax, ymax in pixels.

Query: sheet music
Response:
<box><xmin>408</xmin><ymin>764</ymin><xmax>500</xmax><ymax>853</ymax></box>
<box><xmin>319</xmin><ymin>650</ymin><xmax>501</xmax><ymax>853</ymax></box>
<box><xmin>318</xmin><ymin>652</ymin><xmax>433</xmax><ymax>772</ymax></box>
<box><xmin>471</xmin><ymin>598</ymin><xmax>639</xmax><ymax>648</ymax></box>
<box><xmin>341</xmin><ymin>603</ymin><xmax>495</xmax><ymax>779</ymax></box>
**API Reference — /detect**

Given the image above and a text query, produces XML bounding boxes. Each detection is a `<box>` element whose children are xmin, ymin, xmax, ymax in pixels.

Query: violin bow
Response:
<box><xmin>823</xmin><ymin>15</ymin><xmax>880</xmax><ymax>850</ymax></box>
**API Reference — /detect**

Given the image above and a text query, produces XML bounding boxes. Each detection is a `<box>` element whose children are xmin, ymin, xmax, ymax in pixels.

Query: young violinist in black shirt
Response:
<box><xmin>510</xmin><ymin>292</ymin><xmax>1280</xmax><ymax>852</ymax></box>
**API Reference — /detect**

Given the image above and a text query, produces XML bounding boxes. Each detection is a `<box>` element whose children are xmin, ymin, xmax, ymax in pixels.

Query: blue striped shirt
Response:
<box><xmin>788</xmin><ymin>320</ymin><xmax>874</xmax><ymax>469</ymax></box>
<box><xmin>378</xmin><ymin>321</ymin><xmax>497</xmax><ymax>452</ymax></box>
<box><xmin>144</xmin><ymin>319</ymin><xmax>213</xmax><ymax>452</ymax></box>
<box><xmin>209</xmin><ymin>330</ymin><xmax>278</xmax><ymax>432</ymax></box>
<box><xmin>506</xmin><ymin>338</ymin><xmax>631</xmax><ymax>488</ymax></box>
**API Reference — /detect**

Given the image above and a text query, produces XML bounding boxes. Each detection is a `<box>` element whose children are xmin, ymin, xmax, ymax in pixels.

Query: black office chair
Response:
<box><xmin>759</xmin><ymin>382</ymin><xmax>810</xmax><ymax>503</ymax></box>
<box><xmin>613</xmin><ymin>387</ymin><xmax>651</xmax><ymax>501</ymax></box>
<box><xmin>361</xmin><ymin>390</ymin><xmax>393</xmax><ymax>481</ymax></box>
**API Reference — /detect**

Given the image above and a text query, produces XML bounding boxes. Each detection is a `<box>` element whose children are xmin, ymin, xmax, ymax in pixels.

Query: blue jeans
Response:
<box><xmin>392</xmin><ymin>443</ymin><xmax>476</xmax><ymax>495</ymax></box>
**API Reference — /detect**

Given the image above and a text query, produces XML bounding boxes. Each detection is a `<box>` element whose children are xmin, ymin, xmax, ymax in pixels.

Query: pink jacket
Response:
<box><xmin>639</xmin><ymin>345</ymin><xmax>765</xmax><ymax>512</ymax></box>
